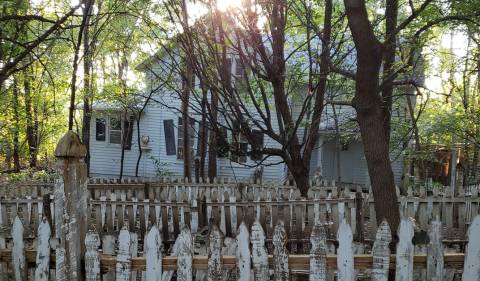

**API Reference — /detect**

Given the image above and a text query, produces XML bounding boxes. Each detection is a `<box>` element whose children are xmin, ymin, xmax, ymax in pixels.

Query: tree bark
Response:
<box><xmin>344</xmin><ymin>0</ymin><xmax>400</xmax><ymax>231</ymax></box>
<box><xmin>181</xmin><ymin>0</ymin><xmax>192</xmax><ymax>180</ymax></box>
<box><xmin>207</xmin><ymin>91</ymin><xmax>219</xmax><ymax>181</ymax></box>
<box><xmin>381</xmin><ymin>0</ymin><xmax>398</xmax><ymax>142</ymax></box>
<box><xmin>82</xmin><ymin>0</ymin><xmax>94</xmax><ymax>175</ymax></box>
<box><xmin>12</xmin><ymin>78</ymin><xmax>21</xmax><ymax>172</ymax></box>
<box><xmin>24</xmin><ymin>68</ymin><xmax>38</xmax><ymax>167</ymax></box>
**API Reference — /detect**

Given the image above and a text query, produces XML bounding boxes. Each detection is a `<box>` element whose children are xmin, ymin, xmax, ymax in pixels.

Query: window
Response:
<box><xmin>177</xmin><ymin>117</ymin><xmax>195</xmax><ymax>159</ymax></box>
<box><xmin>123</xmin><ymin>116</ymin><xmax>134</xmax><ymax>150</ymax></box>
<box><xmin>109</xmin><ymin>117</ymin><xmax>122</xmax><ymax>144</ymax></box>
<box><xmin>164</xmin><ymin>119</ymin><xmax>176</xmax><ymax>155</ymax></box>
<box><xmin>217</xmin><ymin>127</ymin><xmax>229</xmax><ymax>158</ymax></box>
<box><xmin>231</xmin><ymin>121</ymin><xmax>248</xmax><ymax>163</ymax></box>
<box><xmin>197</xmin><ymin>121</ymin><xmax>209</xmax><ymax>156</ymax></box>
<box><xmin>250</xmin><ymin>130</ymin><xmax>264</xmax><ymax>161</ymax></box>
<box><xmin>234</xmin><ymin>58</ymin><xmax>245</xmax><ymax>77</ymax></box>
<box><xmin>95</xmin><ymin>118</ymin><xmax>106</xmax><ymax>141</ymax></box>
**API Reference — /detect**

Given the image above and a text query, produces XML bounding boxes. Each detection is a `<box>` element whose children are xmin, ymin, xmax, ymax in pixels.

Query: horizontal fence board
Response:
<box><xmin>0</xmin><ymin>251</ymin><xmax>467</xmax><ymax>271</ymax></box>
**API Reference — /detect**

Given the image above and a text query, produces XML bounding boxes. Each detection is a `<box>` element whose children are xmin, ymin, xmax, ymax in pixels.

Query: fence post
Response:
<box><xmin>236</xmin><ymin>222</ymin><xmax>251</xmax><ymax>281</ymax></box>
<box><xmin>12</xmin><ymin>216</ymin><xmax>25</xmax><ymax>281</ymax></box>
<box><xmin>34</xmin><ymin>218</ymin><xmax>51</xmax><ymax>281</ymax></box>
<box><xmin>309</xmin><ymin>224</ymin><xmax>327</xmax><ymax>281</ymax></box>
<box><xmin>251</xmin><ymin>220</ymin><xmax>268</xmax><ymax>281</ymax></box>
<box><xmin>395</xmin><ymin>217</ymin><xmax>414</xmax><ymax>281</ymax></box>
<box><xmin>371</xmin><ymin>220</ymin><xmax>391</xmax><ymax>281</ymax></box>
<box><xmin>54</xmin><ymin>131</ymin><xmax>88</xmax><ymax>280</ymax></box>
<box><xmin>273</xmin><ymin>221</ymin><xmax>289</xmax><ymax>281</ymax></box>
<box><xmin>207</xmin><ymin>225</ymin><xmax>223</xmax><ymax>281</ymax></box>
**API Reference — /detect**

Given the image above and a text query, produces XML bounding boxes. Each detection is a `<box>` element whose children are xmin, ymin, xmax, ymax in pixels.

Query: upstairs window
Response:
<box><xmin>109</xmin><ymin>117</ymin><xmax>122</xmax><ymax>144</ymax></box>
<box><xmin>95</xmin><ymin>118</ymin><xmax>106</xmax><ymax>141</ymax></box>
<box><xmin>217</xmin><ymin>127</ymin><xmax>229</xmax><ymax>158</ymax></box>
<box><xmin>177</xmin><ymin>117</ymin><xmax>195</xmax><ymax>159</ymax></box>
<box><xmin>250</xmin><ymin>130</ymin><xmax>264</xmax><ymax>161</ymax></box>
<box><xmin>164</xmin><ymin>119</ymin><xmax>176</xmax><ymax>155</ymax></box>
<box><xmin>231</xmin><ymin>121</ymin><xmax>248</xmax><ymax>163</ymax></box>
<box><xmin>123</xmin><ymin>116</ymin><xmax>134</xmax><ymax>150</ymax></box>
<box><xmin>234</xmin><ymin>58</ymin><xmax>245</xmax><ymax>77</ymax></box>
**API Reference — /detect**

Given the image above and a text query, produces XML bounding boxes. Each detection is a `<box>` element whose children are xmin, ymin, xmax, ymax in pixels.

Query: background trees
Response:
<box><xmin>1</xmin><ymin>0</ymin><xmax>480</xmax><ymax>229</ymax></box>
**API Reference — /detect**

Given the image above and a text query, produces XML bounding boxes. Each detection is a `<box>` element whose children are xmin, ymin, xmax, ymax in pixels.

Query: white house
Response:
<box><xmin>88</xmin><ymin>40</ymin><xmax>411</xmax><ymax>185</ymax></box>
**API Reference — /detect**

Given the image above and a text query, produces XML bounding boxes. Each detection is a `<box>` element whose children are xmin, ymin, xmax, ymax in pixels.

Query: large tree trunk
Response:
<box><xmin>24</xmin><ymin>68</ymin><xmax>38</xmax><ymax>167</ymax></box>
<box><xmin>381</xmin><ymin>0</ymin><xmax>398</xmax><ymax>142</ymax></box>
<box><xmin>344</xmin><ymin>0</ymin><xmax>400</xmax><ymax>231</ymax></box>
<box><xmin>289</xmin><ymin>156</ymin><xmax>311</xmax><ymax>197</ymax></box>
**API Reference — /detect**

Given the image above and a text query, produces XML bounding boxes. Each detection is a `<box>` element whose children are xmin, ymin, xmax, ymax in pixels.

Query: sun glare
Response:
<box><xmin>217</xmin><ymin>0</ymin><xmax>243</xmax><ymax>12</ymax></box>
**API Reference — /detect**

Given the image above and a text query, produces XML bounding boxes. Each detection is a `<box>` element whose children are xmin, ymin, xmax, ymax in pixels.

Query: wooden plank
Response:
<box><xmin>309</xmin><ymin>224</ymin><xmax>327</xmax><ymax>281</ymax></box>
<box><xmin>177</xmin><ymin>226</ymin><xmax>193</xmax><ymax>281</ymax></box>
<box><xmin>427</xmin><ymin>219</ymin><xmax>443</xmax><ymax>281</ymax></box>
<box><xmin>145</xmin><ymin>225</ymin><xmax>162</xmax><ymax>281</ymax></box>
<box><xmin>0</xmin><ymin>249</ymin><xmax>468</xmax><ymax>271</ymax></box>
<box><xmin>85</xmin><ymin>228</ymin><xmax>101</xmax><ymax>281</ymax></box>
<box><xmin>207</xmin><ymin>225</ymin><xmax>223</xmax><ymax>281</ymax></box>
<box><xmin>129</xmin><ymin>232</ymin><xmax>138</xmax><ymax>281</ymax></box>
<box><xmin>395</xmin><ymin>217</ymin><xmax>414</xmax><ymax>281</ymax></box>
<box><xmin>251</xmin><ymin>220</ymin><xmax>268</xmax><ymax>281</ymax></box>
<box><xmin>337</xmin><ymin>209</ymin><xmax>354</xmax><ymax>281</ymax></box>
<box><xmin>12</xmin><ymin>216</ymin><xmax>26</xmax><ymax>281</ymax></box>
<box><xmin>236</xmin><ymin>222</ymin><xmax>251</xmax><ymax>281</ymax></box>
<box><xmin>115</xmin><ymin>227</ymin><xmax>131</xmax><ymax>281</ymax></box>
<box><xmin>34</xmin><ymin>218</ymin><xmax>51</xmax><ymax>281</ymax></box>
<box><xmin>371</xmin><ymin>220</ymin><xmax>391</xmax><ymax>281</ymax></box>
<box><xmin>463</xmin><ymin>215</ymin><xmax>480</xmax><ymax>281</ymax></box>
<box><xmin>273</xmin><ymin>221</ymin><xmax>289</xmax><ymax>281</ymax></box>
<box><xmin>102</xmin><ymin>235</ymin><xmax>115</xmax><ymax>281</ymax></box>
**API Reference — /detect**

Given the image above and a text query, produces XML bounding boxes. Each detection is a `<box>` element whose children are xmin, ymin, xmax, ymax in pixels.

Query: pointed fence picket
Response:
<box><xmin>4</xmin><ymin>212</ymin><xmax>480</xmax><ymax>280</ymax></box>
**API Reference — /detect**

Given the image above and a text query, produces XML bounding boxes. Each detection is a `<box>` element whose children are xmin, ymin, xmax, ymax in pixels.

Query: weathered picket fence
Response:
<box><xmin>2</xmin><ymin>181</ymin><xmax>480</xmax><ymax>249</ymax></box>
<box><xmin>2</xmin><ymin>204</ymin><xmax>480</xmax><ymax>280</ymax></box>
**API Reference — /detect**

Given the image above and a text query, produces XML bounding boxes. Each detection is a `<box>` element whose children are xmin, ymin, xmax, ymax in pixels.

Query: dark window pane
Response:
<box><xmin>239</xmin><ymin>143</ymin><xmax>248</xmax><ymax>163</ymax></box>
<box><xmin>251</xmin><ymin>130</ymin><xmax>264</xmax><ymax>161</ymax></box>
<box><xmin>164</xmin><ymin>119</ymin><xmax>176</xmax><ymax>155</ymax></box>
<box><xmin>95</xmin><ymin>118</ymin><xmax>106</xmax><ymax>141</ymax></box>
<box><xmin>217</xmin><ymin>127</ymin><xmax>229</xmax><ymax>158</ymax></box>
<box><xmin>110</xmin><ymin>117</ymin><xmax>122</xmax><ymax>144</ymax></box>
<box><xmin>197</xmin><ymin>122</ymin><xmax>209</xmax><ymax>156</ymax></box>
<box><xmin>177</xmin><ymin>117</ymin><xmax>184</xmax><ymax>159</ymax></box>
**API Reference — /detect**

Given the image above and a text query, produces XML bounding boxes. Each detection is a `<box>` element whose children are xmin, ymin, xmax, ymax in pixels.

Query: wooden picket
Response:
<box><xmin>2</xmin><ymin>212</ymin><xmax>480</xmax><ymax>280</ymax></box>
